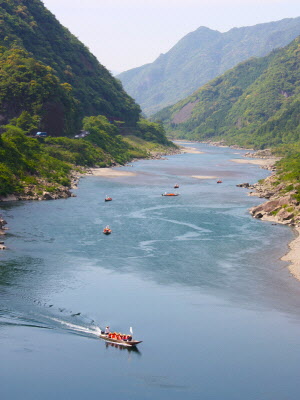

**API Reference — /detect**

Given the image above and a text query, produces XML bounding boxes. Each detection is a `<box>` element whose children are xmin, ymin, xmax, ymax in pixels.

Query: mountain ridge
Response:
<box><xmin>118</xmin><ymin>17</ymin><xmax>300</xmax><ymax>115</ymax></box>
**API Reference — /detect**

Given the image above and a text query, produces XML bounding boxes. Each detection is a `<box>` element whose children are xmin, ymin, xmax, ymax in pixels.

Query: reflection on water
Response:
<box><xmin>105</xmin><ymin>342</ymin><xmax>142</xmax><ymax>355</ymax></box>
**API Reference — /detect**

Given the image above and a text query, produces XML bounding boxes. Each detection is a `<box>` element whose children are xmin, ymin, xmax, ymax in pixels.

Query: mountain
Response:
<box><xmin>154</xmin><ymin>36</ymin><xmax>300</xmax><ymax>149</ymax></box>
<box><xmin>118</xmin><ymin>17</ymin><xmax>300</xmax><ymax>116</ymax></box>
<box><xmin>0</xmin><ymin>0</ymin><xmax>140</xmax><ymax>135</ymax></box>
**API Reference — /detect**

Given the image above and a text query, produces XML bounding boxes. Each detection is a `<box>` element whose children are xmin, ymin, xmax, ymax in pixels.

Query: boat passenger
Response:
<box><xmin>105</xmin><ymin>326</ymin><xmax>110</xmax><ymax>335</ymax></box>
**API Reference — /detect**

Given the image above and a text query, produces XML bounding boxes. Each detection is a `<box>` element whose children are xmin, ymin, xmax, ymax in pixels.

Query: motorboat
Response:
<box><xmin>174</xmin><ymin>184</ymin><xmax>179</xmax><ymax>188</ymax></box>
<box><xmin>217</xmin><ymin>180</ymin><xmax>222</xmax><ymax>183</ymax></box>
<box><xmin>103</xmin><ymin>226</ymin><xmax>112</xmax><ymax>235</ymax></box>
<box><xmin>100</xmin><ymin>332</ymin><xmax>142</xmax><ymax>347</ymax></box>
<box><xmin>162</xmin><ymin>192</ymin><xmax>179</xmax><ymax>196</ymax></box>
<box><xmin>105</xmin><ymin>196</ymin><xmax>112</xmax><ymax>201</ymax></box>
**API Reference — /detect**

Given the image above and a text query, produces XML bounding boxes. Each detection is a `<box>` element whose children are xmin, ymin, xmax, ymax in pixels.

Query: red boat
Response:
<box><xmin>162</xmin><ymin>192</ymin><xmax>179</xmax><ymax>196</ymax></box>
<box><xmin>105</xmin><ymin>196</ymin><xmax>112</xmax><ymax>202</ymax></box>
<box><xmin>103</xmin><ymin>226</ymin><xmax>112</xmax><ymax>235</ymax></box>
<box><xmin>217</xmin><ymin>180</ymin><xmax>222</xmax><ymax>184</ymax></box>
<box><xmin>100</xmin><ymin>331</ymin><xmax>142</xmax><ymax>347</ymax></box>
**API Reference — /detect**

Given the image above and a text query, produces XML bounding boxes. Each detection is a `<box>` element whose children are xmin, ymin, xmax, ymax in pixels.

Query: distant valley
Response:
<box><xmin>118</xmin><ymin>17</ymin><xmax>300</xmax><ymax>116</ymax></box>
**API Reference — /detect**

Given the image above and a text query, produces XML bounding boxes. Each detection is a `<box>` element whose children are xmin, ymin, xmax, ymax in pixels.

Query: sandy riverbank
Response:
<box><xmin>281</xmin><ymin>227</ymin><xmax>300</xmax><ymax>281</ymax></box>
<box><xmin>231</xmin><ymin>158</ymin><xmax>279</xmax><ymax>167</ymax></box>
<box><xmin>88</xmin><ymin>168</ymin><xmax>137</xmax><ymax>178</ymax></box>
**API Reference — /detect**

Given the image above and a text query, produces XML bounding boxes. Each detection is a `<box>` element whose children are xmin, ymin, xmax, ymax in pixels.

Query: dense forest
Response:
<box><xmin>0</xmin><ymin>0</ymin><xmax>175</xmax><ymax>197</ymax></box>
<box><xmin>0</xmin><ymin>116</ymin><xmax>174</xmax><ymax>197</ymax></box>
<box><xmin>118</xmin><ymin>17</ymin><xmax>300</xmax><ymax>115</ymax></box>
<box><xmin>0</xmin><ymin>0</ymin><xmax>141</xmax><ymax>135</ymax></box>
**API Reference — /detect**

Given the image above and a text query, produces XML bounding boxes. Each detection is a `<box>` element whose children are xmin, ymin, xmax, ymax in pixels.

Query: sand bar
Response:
<box><xmin>231</xmin><ymin>158</ymin><xmax>279</xmax><ymax>167</ymax></box>
<box><xmin>192</xmin><ymin>175</ymin><xmax>218</xmax><ymax>180</ymax></box>
<box><xmin>89</xmin><ymin>168</ymin><xmax>137</xmax><ymax>178</ymax></box>
<box><xmin>281</xmin><ymin>227</ymin><xmax>300</xmax><ymax>281</ymax></box>
<box><xmin>181</xmin><ymin>146</ymin><xmax>204</xmax><ymax>154</ymax></box>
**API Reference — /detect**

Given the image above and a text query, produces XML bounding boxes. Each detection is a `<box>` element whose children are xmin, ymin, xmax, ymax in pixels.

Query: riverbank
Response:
<box><xmin>235</xmin><ymin>149</ymin><xmax>300</xmax><ymax>281</ymax></box>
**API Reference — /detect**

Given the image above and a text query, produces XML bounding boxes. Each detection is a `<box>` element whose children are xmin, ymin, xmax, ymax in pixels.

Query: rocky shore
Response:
<box><xmin>240</xmin><ymin>150</ymin><xmax>300</xmax><ymax>227</ymax></box>
<box><xmin>0</xmin><ymin>217</ymin><xmax>7</xmax><ymax>250</ymax></box>
<box><xmin>237</xmin><ymin>149</ymin><xmax>300</xmax><ymax>281</ymax></box>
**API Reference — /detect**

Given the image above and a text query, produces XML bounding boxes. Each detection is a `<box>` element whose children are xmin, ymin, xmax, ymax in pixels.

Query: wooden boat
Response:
<box><xmin>103</xmin><ymin>226</ymin><xmax>112</xmax><ymax>235</ymax></box>
<box><xmin>162</xmin><ymin>192</ymin><xmax>179</xmax><ymax>196</ymax></box>
<box><xmin>105</xmin><ymin>196</ymin><xmax>112</xmax><ymax>202</ymax></box>
<box><xmin>174</xmin><ymin>184</ymin><xmax>179</xmax><ymax>188</ymax></box>
<box><xmin>99</xmin><ymin>333</ymin><xmax>142</xmax><ymax>347</ymax></box>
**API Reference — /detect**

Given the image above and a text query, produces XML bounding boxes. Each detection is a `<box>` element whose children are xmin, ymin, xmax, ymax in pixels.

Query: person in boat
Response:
<box><xmin>105</xmin><ymin>326</ymin><xmax>110</xmax><ymax>335</ymax></box>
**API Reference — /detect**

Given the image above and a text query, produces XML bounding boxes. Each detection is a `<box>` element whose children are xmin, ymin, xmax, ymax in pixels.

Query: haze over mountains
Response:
<box><xmin>154</xmin><ymin>35</ymin><xmax>300</xmax><ymax>149</ymax></box>
<box><xmin>118</xmin><ymin>17</ymin><xmax>300</xmax><ymax>116</ymax></box>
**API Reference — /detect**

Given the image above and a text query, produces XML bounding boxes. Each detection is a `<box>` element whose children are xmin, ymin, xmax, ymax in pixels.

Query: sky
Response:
<box><xmin>42</xmin><ymin>0</ymin><xmax>300</xmax><ymax>74</ymax></box>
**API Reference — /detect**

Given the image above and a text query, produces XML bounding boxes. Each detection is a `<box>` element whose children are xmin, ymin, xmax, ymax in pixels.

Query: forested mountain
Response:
<box><xmin>118</xmin><ymin>17</ymin><xmax>300</xmax><ymax>116</ymax></box>
<box><xmin>0</xmin><ymin>0</ymin><xmax>175</xmax><ymax>198</ymax></box>
<box><xmin>154</xmin><ymin>36</ymin><xmax>300</xmax><ymax>149</ymax></box>
<box><xmin>0</xmin><ymin>0</ymin><xmax>140</xmax><ymax>136</ymax></box>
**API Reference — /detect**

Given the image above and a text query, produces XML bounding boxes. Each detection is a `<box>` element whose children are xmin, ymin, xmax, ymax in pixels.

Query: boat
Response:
<box><xmin>105</xmin><ymin>196</ymin><xmax>112</xmax><ymax>202</ymax></box>
<box><xmin>217</xmin><ymin>180</ymin><xmax>222</xmax><ymax>184</ymax></box>
<box><xmin>100</xmin><ymin>332</ymin><xmax>142</xmax><ymax>347</ymax></box>
<box><xmin>162</xmin><ymin>192</ymin><xmax>179</xmax><ymax>196</ymax></box>
<box><xmin>103</xmin><ymin>226</ymin><xmax>112</xmax><ymax>235</ymax></box>
<box><xmin>174</xmin><ymin>184</ymin><xmax>179</xmax><ymax>188</ymax></box>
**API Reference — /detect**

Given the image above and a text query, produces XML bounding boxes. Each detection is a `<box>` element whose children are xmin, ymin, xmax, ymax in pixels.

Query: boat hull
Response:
<box><xmin>99</xmin><ymin>334</ymin><xmax>142</xmax><ymax>347</ymax></box>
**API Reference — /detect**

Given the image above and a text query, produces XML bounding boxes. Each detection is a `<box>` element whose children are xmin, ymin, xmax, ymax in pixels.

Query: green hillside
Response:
<box><xmin>155</xmin><ymin>36</ymin><xmax>300</xmax><ymax>149</ymax></box>
<box><xmin>0</xmin><ymin>0</ymin><xmax>176</xmax><ymax>198</ymax></box>
<box><xmin>0</xmin><ymin>115</ymin><xmax>174</xmax><ymax>197</ymax></box>
<box><xmin>118</xmin><ymin>17</ymin><xmax>300</xmax><ymax>115</ymax></box>
<box><xmin>0</xmin><ymin>0</ymin><xmax>140</xmax><ymax>135</ymax></box>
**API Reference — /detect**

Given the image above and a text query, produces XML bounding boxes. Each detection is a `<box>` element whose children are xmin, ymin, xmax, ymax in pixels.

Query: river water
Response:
<box><xmin>1</xmin><ymin>143</ymin><xmax>300</xmax><ymax>400</ymax></box>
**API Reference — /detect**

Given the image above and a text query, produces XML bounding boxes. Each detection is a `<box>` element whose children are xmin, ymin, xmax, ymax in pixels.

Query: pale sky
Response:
<box><xmin>42</xmin><ymin>0</ymin><xmax>300</xmax><ymax>74</ymax></box>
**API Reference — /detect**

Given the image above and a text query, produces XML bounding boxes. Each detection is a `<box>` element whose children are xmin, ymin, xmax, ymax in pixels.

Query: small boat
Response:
<box><xmin>103</xmin><ymin>226</ymin><xmax>112</xmax><ymax>235</ymax></box>
<box><xmin>162</xmin><ymin>192</ymin><xmax>179</xmax><ymax>196</ymax></box>
<box><xmin>100</xmin><ymin>332</ymin><xmax>142</xmax><ymax>347</ymax></box>
<box><xmin>217</xmin><ymin>180</ymin><xmax>222</xmax><ymax>184</ymax></box>
<box><xmin>105</xmin><ymin>196</ymin><xmax>112</xmax><ymax>202</ymax></box>
<box><xmin>174</xmin><ymin>184</ymin><xmax>179</xmax><ymax>188</ymax></box>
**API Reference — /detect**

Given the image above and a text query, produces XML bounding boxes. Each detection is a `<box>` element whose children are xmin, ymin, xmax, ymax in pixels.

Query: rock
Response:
<box><xmin>276</xmin><ymin>209</ymin><xmax>294</xmax><ymax>221</ymax></box>
<box><xmin>42</xmin><ymin>192</ymin><xmax>55</xmax><ymax>200</ymax></box>
<box><xmin>236</xmin><ymin>183</ymin><xmax>250</xmax><ymax>188</ymax></box>
<box><xmin>254</xmin><ymin>212</ymin><xmax>264</xmax><ymax>219</ymax></box>
<box><xmin>0</xmin><ymin>194</ymin><xmax>18</xmax><ymax>202</ymax></box>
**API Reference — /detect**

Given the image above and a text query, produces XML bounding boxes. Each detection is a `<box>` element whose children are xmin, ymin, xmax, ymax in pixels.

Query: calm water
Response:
<box><xmin>1</xmin><ymin>143</ymin><xmax>300</xmax><ymax>400</ymax></box>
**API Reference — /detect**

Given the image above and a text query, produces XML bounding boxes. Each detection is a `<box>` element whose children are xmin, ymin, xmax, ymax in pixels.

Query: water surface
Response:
<box><xmin>1</xmin><ymin>144</ymin><xmax>300</xmax><ymax>400</ymax></box>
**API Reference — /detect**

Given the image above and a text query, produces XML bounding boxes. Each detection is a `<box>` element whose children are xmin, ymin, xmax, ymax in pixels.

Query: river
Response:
<box><xmin>1</xmin><ymin>143</ymin><xmax>300</xmax><ymax>400</ymax></box>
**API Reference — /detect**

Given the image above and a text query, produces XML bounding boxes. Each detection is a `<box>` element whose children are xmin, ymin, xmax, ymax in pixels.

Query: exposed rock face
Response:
<box><xmin>247</xmin><ymin>175</ymin><xmax>300</xmax><ymax>226</ymax></box>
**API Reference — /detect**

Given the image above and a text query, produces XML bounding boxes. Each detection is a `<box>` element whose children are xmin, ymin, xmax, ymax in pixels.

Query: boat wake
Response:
<box><xmin>48</xmin><ymin>317</ymin><xmax>102</xmax><ymax>338</ymax></box>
